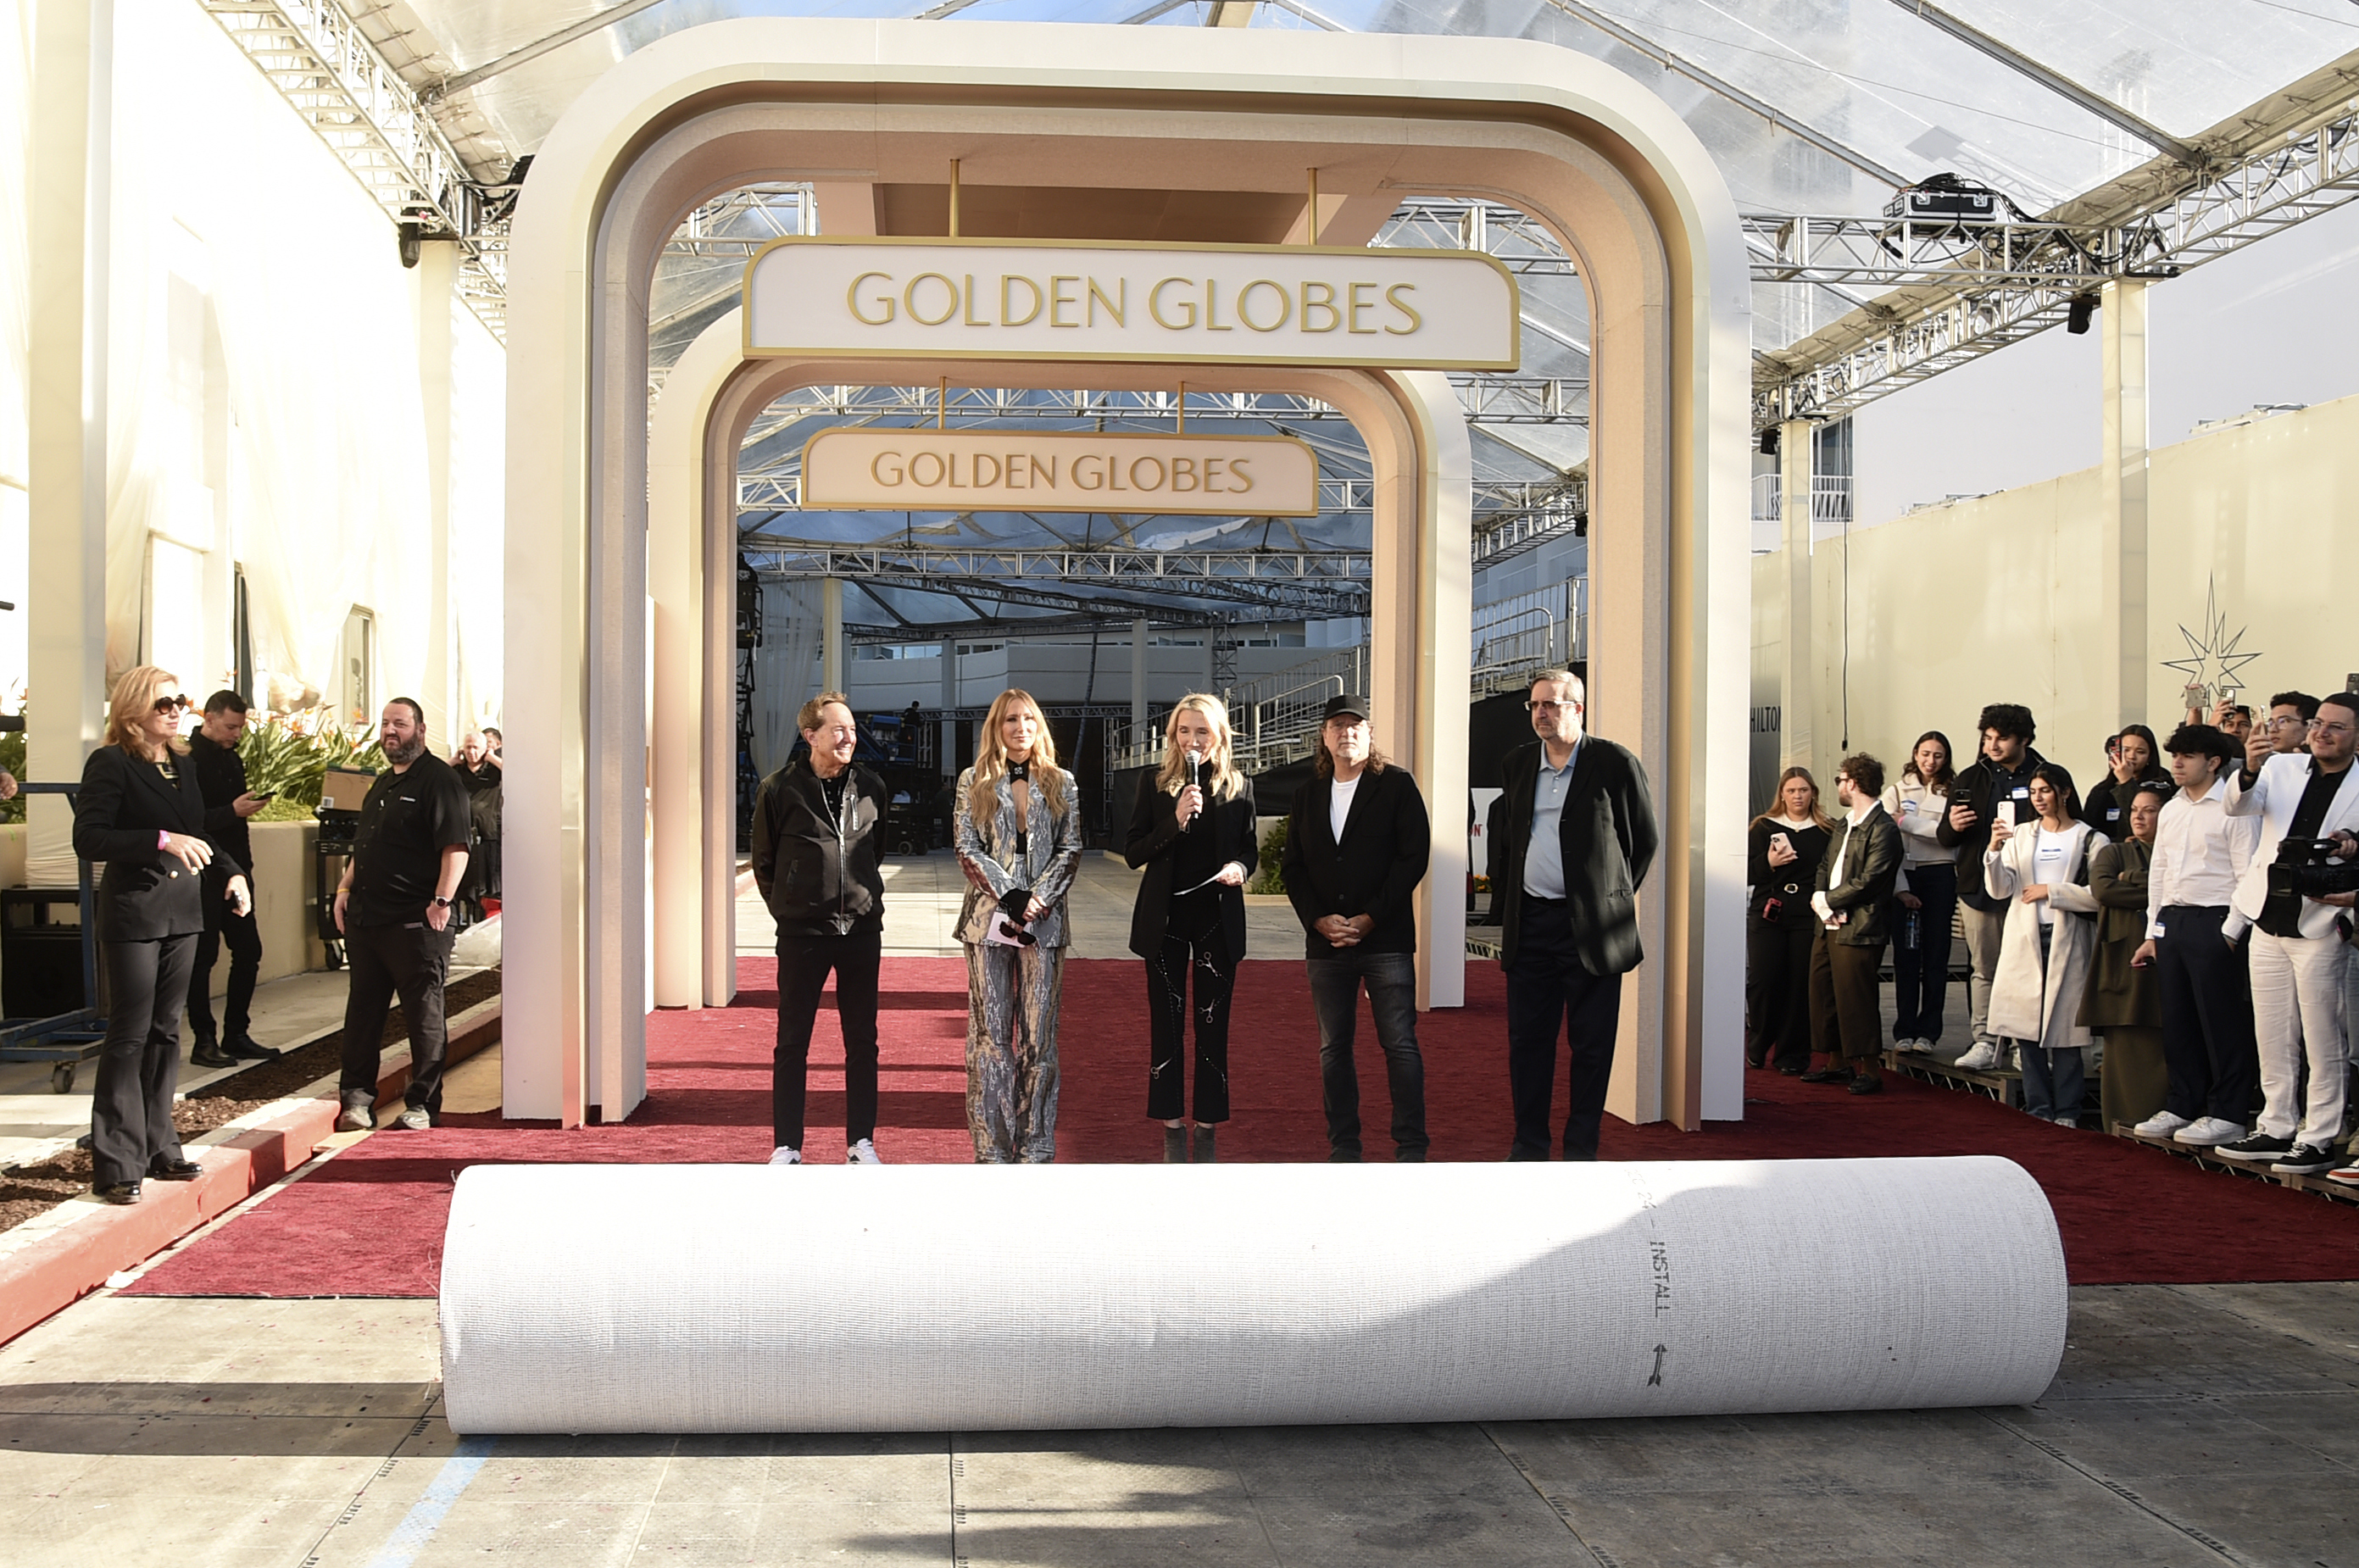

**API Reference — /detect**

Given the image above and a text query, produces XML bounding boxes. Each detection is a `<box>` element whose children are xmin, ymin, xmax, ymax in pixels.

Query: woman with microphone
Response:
<box><xmin>1125</xmin><ymin>695</ymin><xmax>1257</xmax><ymax>1163</ymax></box>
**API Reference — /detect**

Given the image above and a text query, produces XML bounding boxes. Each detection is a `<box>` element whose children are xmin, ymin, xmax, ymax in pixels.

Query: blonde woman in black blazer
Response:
<box><xmin>1124</xmin><ymin>694</ymin><xmax>1256</xmax><ymax>1163</ymax></box>
<box><xmin>73</xmin><ymin>666</ymin><xmax>251</xmax><ymax>1205</ymax></box>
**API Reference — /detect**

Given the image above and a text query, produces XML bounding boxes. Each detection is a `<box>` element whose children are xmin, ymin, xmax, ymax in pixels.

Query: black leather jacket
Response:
<box><xmin>750</xmin><ymin>759</ymin><xmax>888</xmax><ymax>939</ymax></box>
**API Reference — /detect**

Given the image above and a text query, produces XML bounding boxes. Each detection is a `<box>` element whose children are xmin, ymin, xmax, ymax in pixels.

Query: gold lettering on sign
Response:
<box><xmin>1030</xmin><ymin>455</ymin><xmax>1057</xmax><ymax>487</ymax></box>
<box><xmin>871</xmin><ymin>451</ymin><xmax>904</xmax><ymax>485</ymax></box>
<box><xmin>1385</xmin><ymin>283</ymin><xmax>1422</xmax><ymax>336</ymax></box>
<box><xmin>905</xmin><ymin>274</ymin><xmax>959</xmax><ymax>327</ymax></box>
<box><xmin>1001</xmin><ymin>275</ymin><xmax>1043</xmax><ymax>327</ymax></box>
<box><xmin>1130</xmin><ymin>456</ymin><xmax>1166</xmax><ymax>491</ymax></box>
<box><xmin>1149</xmin><ymin>278</ymin><xmax>1196</xmax><ymax>331</ymax></box>
<box><xmin>849</xmin><ymin>271</ymin><xmax>896</xmax><ymax>325</ymax></box>
<box><xmin>1348</xmin><ymin>281</ymin><xmax>1380</xmax><ymax>335</ymax></box>
<box><xmin>1229</xmin><ymin>457</ymin><xmax>1255</xmax><ymax>492</ymax></box>
<box><xmin>1238</xmin><ymin>280</ymin><xmax>1290</xmax><ymax>333</ymax></box>
<box><xmin>1171</xmin><ymin>457</ymin><xmax>1199</xmax><ymax>493</ymax></box>
<box><xmin>910</xmin><ymin>452</ymin><xmax>945</xmax><ymax>487</ymax></box>
<box><xmin>1300</xmin><ymin>281</ymin><xmax>1338</xmax><ymax>333</ymax></box>
<box><xmin>1049</xmin><ymin>276</ymin><xmax>1082</xmax><ymax>328</ymax></box>
<box><xmin>1075</xmin><ymin>454</ymin><xmax>1104</xmax><ymax>491</ymax></box>
<box><xmin>1204</xmin><ymin>281</ymin><xmax>1233</xmax><ymax>332</ymax></box>
<box><xmin>1088</xmin><ymin>278</ymin><xmax>1126</xmax><ymax>328</ymax></box>
<box><xmin>962</xmin><ymin>275</ymin><xmax>988</xmax><ymax>328</ymax></box>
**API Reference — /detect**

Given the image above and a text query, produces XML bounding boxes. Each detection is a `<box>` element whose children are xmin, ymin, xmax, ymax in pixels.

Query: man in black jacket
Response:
<box><xmin>1282</xmin><ymin>695</ymin><xmax>1433</xmax><ymax>1162</ymax></box>
<box><xmin>185</xmin><ymin>691</ymin><xmax>275</xmax><ymax>1066</ymax></box>
<box><xmin>1487</xmin><ymin>670</ymin><xmax>1660</xmax><ymax>1160</ymax></box>
<box><xmin>1804</xmin><ymin>753</ymin><xmax>1902</xmax><ymax>1093</ymax></box>
<box><xmin>1936</xmin><ymin>703</ymin><xmax>2045</xmax><ymax>1068</ymax></box>
<box><xmin>750</xmin><ymin>692</ymin><xmax>891</xmax><ymax>1166</ymax></box>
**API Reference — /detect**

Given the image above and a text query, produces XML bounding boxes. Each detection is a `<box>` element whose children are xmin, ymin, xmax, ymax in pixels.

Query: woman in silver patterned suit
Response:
<box><xmin>954</xmin><ymin>688</ymin><xmax>1085</xmax><ymax>1163</ymax></box>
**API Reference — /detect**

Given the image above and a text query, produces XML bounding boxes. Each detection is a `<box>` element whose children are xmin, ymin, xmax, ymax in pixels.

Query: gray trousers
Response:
<box><xmin>1961</xmin><ymin>903</ymin><xmax>2007</xmax><ymax>1044</ymax></box>
<box><xmin>965</xmin><ymin>941</ymin><xmax>1062</xmax><ymax>1163</ymax></box>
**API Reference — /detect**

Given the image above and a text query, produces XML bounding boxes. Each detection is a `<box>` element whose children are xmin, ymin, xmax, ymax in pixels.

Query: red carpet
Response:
<box><xmin>127</xmin><ymin>957</ymin><xmax>2359</xmax><ymax>1298</ymax></box>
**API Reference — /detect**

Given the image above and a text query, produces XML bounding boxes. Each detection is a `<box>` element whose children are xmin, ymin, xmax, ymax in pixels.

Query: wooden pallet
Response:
<box><xmin>2111</xmin><ymin>1125</ymin><xmax>2359</xmax><ymax>1206</ymax></box>
<box><xmin>1883</xmin><ymin>1048</ymin><xmax>2022</xmax><ymax>1108</ymax></box>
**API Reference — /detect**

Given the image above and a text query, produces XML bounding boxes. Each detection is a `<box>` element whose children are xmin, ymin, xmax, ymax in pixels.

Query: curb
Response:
<box><xmin>0</xmin><ymin>998</ymin><xmax>500</xmax><ymax>1347</ymax></box>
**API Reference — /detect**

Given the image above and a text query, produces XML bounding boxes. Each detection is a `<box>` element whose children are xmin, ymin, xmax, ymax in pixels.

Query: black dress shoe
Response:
<box><xmin>94</xmin><ymin>1182</ymin><xmax>142</xmax><ymax>1205</ymax></box>
<box><xmin>1798</xmin><ymin>1069</ymin><xmax>1851</xmax><ymax>1084</ymax></box>
<box><xmin>1846</xmin><ymin>1074</ymin><xmax>1883</xmax><ymax>1095</ymax></box>
<box><xmin>1776</xmin><ymin>1064</ymin><xmax>1806</xmax><ymax>1076</ymax></box>
<box><xmin>148</xmin><ymin>1155</ymin><xmax>203</xmax><ymax>1181</ymax></box>
<box><xmin>223</xmin><ymin>1034</ymin><xmax>281</xmax><ymax>1061</ymax></box>
<box><xmin>188</xmin><ymin>1041</ymin><xmax>236</xmax><ymax>1069</ymax></box>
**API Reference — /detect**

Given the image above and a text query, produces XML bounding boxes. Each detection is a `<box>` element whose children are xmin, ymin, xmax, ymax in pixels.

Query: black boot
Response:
<box><xmin>1192</xmin><ymin>1125</ymin><xmax>1216</xmax><ymax>1164</ymax></box>
<box><xmin>1162</xmin><ymin>1126</ymin><xmax>1188</xmax><ymax>1164</ymax></box>
<box><xmin>223</xmin><ymin>1033</ymin><xmax>280</xmax><ymax>1061</ymax></box>
<box><xmin>188</xmin><ymin>1033</ymin><xmax>235</xmax><ymax>1069</ymax></box>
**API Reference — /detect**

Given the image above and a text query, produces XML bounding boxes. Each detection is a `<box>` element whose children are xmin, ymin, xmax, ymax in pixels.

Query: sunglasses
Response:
<box><xmin>151</xmin><ymin>694</ymin><xmax>191</xmax><ymax>714</ymax></box>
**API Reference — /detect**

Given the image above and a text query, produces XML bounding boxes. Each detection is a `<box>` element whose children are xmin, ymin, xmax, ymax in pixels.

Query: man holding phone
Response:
<box><xmin>1939</xmin><ymin>703</ymin><xmax>2045</xmax><ymax>1070</ymax></box>
<box><xmin>184</xmin><ymin>691</ymin><xmax>276</xmax><ymax>1067</ymax></box>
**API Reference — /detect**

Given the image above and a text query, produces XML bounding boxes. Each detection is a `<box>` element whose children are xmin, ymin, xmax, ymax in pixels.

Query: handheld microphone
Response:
<box><xmin>1181</xmin><ymin>747</ymin><xmax>1203</xmax><ymax>831</ymax></box>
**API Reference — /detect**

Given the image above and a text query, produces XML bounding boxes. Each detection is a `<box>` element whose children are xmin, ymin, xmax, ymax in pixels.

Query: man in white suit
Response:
<box><xmin>2218</xmin><ymin>692</ymin><xmax>2359</xmax><ymax>1175</ymax></box>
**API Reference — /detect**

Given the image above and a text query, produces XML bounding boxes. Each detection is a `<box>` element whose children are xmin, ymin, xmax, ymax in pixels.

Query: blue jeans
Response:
<box><xmin>2014</xmin><ymin>922</ymin><xmax>2084</xmax><ymax>1121</ymax></box>
<box><xmin>1308</xmin><ymin>950</ymin><xmax>1427</xmax><ymax>1159</ymax></box>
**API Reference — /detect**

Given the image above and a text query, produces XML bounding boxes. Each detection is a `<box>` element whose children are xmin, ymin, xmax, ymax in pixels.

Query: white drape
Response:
<box><xmin>753</xmin><ymin>579</ymin><xmax>821</xmax><ymax>777</ymax></box>
<box><xmin>0</xmin><ymin>0</ymin><xmax>31</xmax><ymax>703</ymax></box>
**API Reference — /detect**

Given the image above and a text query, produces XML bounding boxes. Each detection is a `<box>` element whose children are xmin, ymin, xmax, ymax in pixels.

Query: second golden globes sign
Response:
<box><xmin>801</xmin><ymin>429</ymin><xmax>1319</xmax><ymax>516</ymax></box>
<box><xmin>744</xmin><ymin>236</ymin><xmax>1520</xmax><ymax>370</ymax></box>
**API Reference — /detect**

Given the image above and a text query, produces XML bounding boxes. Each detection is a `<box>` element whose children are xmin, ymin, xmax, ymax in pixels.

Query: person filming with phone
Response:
<box><xmin>1939</xmin><ymin>703</ymin><xmax>2046</xmax><ymax>1070</ymax></box>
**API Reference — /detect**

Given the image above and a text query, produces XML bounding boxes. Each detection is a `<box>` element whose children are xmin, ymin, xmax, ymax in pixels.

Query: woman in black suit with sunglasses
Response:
<box><xmin>74</xmin><ymin>666</ymin><xmax>251</xmax><ymax>1205</ymax></box>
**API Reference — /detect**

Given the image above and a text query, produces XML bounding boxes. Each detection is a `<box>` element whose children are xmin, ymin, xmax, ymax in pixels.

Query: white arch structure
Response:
<box><xmin>504</xmin><ymin>19</ymin><xmax>1751</xmax><ymax>1133</ymax></box>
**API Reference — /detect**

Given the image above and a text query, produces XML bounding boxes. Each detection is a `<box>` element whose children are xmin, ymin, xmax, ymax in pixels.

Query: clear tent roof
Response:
<box><xmin>387</xmin><ymin>0</ymin><xmax>2359</xmax><ymax>625</ymax></box>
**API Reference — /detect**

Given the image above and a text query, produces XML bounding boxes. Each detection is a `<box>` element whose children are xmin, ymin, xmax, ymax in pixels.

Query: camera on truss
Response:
<box><xmin>2265</xmin><ymin>838</ymin><xmax>2359</xmax><ymax>902</ymax></box>
<box><xmin>1883</xmin><ymin>172</ymin><xmax>2000</xmax><ymax>225</ymax></box>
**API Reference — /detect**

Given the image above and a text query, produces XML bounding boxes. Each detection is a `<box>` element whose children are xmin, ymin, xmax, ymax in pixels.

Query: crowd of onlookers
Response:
<box><xmin>1747</xmin><ymin>690</ymin><xmax>2359</xmax><ymax>1187</ymax></box>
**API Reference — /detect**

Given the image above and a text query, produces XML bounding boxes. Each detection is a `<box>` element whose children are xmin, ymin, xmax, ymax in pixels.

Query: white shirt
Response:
<box><xmin>2031</xmin><ymin>831</ymin><xmax>2071</xmax><ymax>925</ymax></box>
<box><xmin>1329</xmin><ymin>773</ymin><xmax>1360</xmax><ymax>844</ymax></box>
<box><xmin>2147</xmin><ymin>783</ymin><xmax>2260</xmax><ymax>940</ymax></box>
<box><xmin>1882</xmin><ymin>778</ymin><xmax>1956</xmax><ymax>868</ymax></box>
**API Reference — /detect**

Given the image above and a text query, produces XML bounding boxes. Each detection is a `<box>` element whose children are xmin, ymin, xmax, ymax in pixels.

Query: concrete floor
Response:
<box><xmin>1</xmin><ymin>1282</ymin><xmax>2353</xmax><ymax>1566</ymax></box>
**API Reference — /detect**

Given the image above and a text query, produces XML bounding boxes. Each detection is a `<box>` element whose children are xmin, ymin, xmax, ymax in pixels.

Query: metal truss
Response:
<box><xmin>743</xmin><ymin>544</ymin><xmax>1371</xmax><ymax>618</ymax></box>
<box><xmin>1754</xmin><ymin>56</ymin><xmax>2359</xmax><ymax>429</ymax></box>
<box><xmin>198</xmin><ymin>0</ymin><xmax>509</xmax><ymax>336</ymax></box>
<box><xmin>842</xmin><ymin>609</ymin><xmax>1240</xmax><ymax>645</ymax></box>
<box><xmin>1740</xmin><ymin>213</ymin><xmax>2142</xmax><ymax>289</ymax></box>
<box><xmin>1377</xmin><ymin>199</ymin><xmax>1579</xmax><ymax>275</ymax></box>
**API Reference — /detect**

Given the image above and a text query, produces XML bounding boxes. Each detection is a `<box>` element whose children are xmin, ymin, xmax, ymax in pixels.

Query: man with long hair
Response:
<box><xmin>749</xmin><ymin>692</ymin><xmax>890</xmax><ymax>1166</ymax></box>
<box><xmin>1282</xmin><ymin>694</ymin><xmax>1432</xmax><ymax>1162</ymax></box>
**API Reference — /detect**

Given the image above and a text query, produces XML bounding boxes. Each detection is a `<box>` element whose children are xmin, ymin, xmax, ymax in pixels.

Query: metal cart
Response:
<box><xmin>0</xmin><ymin>782</ymin><xmax>107</xmax><ymax>1093</ymax></box>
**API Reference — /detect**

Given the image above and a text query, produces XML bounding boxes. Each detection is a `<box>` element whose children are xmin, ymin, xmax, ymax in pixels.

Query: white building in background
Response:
<box><xmin>0</xmin><ymin>0</ymin><xmax>505</xmax><ymax>742</ymax></box>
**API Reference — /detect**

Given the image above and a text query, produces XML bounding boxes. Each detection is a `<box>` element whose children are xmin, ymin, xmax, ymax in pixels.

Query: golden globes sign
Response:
<box><xmin>801</xmin><ymin>429</ymin><xmax>1319</xmax><ymax>515</ymax></box>
<box><xmin>744</xmin><ymin>238</ymin><xmax>1520</xmax><ymax>370</ymax></box>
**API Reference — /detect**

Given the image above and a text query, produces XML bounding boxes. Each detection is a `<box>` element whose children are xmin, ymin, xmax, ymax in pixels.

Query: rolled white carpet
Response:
<box><xmin>439</xmin><ymin>1158</ymin><xmax>2065</xmax><ymax>1434</ymax></box>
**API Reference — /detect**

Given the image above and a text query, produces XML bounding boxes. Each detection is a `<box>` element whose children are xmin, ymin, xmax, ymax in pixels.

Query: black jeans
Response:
<box><xmin>1145</xmin><ymin>896</ymin><xmax>1234</xmax><ymax>1124</ymax></box>
<box><xmin>1744</xmin><ymin>916</ymin><xmax>1813</xmax><ymax>1070</ymax></box>
<box><xmin>1505</xmin><ymin>898</ymin><xmax>1624</xmax><ymax>1161</ymax></box>
<box><xmin>338</xmin><ymin>922</ymin><xmax>458</xmax><ymax>1115</ymax></box>
<box><xmin>2154</xmin><ymin>905</ymin><xmax>2258</xmax><ymax>1122</ymax></box>
<box><xmin>187</xmin><ymin>904</ymin><xmax>262</xmax><ymax>1043</ymax></box>
<box><xmin>92</xmin><ymin>935</ymin><xmax>197</xmax><ymax>1186</ymax></box>
<box><xmin>1890</xmin><ymin>861</ymin><xmax>1957</xmax><ymax>1043</ymax></box>
<box><xmin>774</xmin><ymin>928</ymin><xmax>882</xmax><ymax>1148</ymax></box>
<box><xmin>1308</xmin><ymin>948</ymin><xmax>1426</xmax><ymax>1158</ymax></box>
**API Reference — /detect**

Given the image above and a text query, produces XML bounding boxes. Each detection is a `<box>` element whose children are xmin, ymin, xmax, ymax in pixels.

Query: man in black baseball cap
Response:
<box><xmin>1282</xmin><ymin>694</ymin><xmax>1433</xmax><ymax>1161</ymax></box>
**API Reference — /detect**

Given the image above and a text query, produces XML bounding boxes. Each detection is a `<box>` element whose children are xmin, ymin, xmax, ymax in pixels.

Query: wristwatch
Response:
<box><xmin>431</xmin><ymin>896</ymin><xmax>453</xmax><ymax>909</ymax></box>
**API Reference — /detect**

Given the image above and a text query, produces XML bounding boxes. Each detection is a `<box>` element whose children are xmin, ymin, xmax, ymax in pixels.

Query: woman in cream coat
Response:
<box><xmin>1983</xmin><ymin>762</ymin><xmax>2106</xmax><ymax>1126</ymax></box>
<box><xmin>954</xmin><ymin>688</ymin><xmax>1085</xmax><ymax>1163</ymax></box>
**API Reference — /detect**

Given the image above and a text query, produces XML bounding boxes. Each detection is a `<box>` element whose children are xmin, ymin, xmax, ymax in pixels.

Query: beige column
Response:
<box><xmin>1778</xmin><ymin>419</ymin><xmax>1815</xmax><ymax>775</ymax></box>
<box><xmin>938</xmin><ymin>633</ymin><xmax>956</xmax><ymax>768</ymax></box>
<box><xmin>1131</xmin><ymin>618</ymin><xmax>1149</xmax><ymax>732</ymax></box>
<box><xmin>414</xmin><ymin>243</ymin><xmax>457</xmax><ymax>737</ymax></box>
<box><xmin>821</xmin><ymin>578</ymin><xmax>845</xmax><ymax>693</ymax></box>
<box><xmin>2099</xmin><ymin>280</ymin><xmax>2150</xmax><ymax>728</ymax></box>
<box><xmin>26</xmin><ymin>0</ymin><xmax>112</xmax><ymax>881</ymax></box>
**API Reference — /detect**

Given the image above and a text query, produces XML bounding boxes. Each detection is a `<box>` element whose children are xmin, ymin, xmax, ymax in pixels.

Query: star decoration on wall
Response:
<box><xmin>2161</xmin><ymin>579</ymin><xmax>2262</xmax><ymax>701</ymax></box>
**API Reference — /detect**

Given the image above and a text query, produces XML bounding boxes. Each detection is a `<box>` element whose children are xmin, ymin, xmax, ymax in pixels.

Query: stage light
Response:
<box><xmin>1757</xmin><ymin>426</ymin><xmax>1779</xmax><ymax>456</ymax></box>
<box><xmin>2067</xmin><ymin>293</ymin><xmax>2097</xmax><ymax>334</ymax></box>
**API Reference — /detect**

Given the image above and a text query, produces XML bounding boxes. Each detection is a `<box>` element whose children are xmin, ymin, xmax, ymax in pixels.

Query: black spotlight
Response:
<box><xmin>1757</xmin><ymin>426</ymin><xmax>1779</xmax><ymax>457</ymax></box>
<box><xmin>2066</xmin><ymin>293</ymin><xmax>2098</xmax><ymax>334</ymax></box>
<box><xmin>398</xmin><ymin>220</ymin><xmax>423</xmax><ymax>269</ymax></box>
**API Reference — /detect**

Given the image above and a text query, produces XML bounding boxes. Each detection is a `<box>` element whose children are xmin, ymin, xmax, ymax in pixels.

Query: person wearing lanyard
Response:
<box><xmin>2214</xmin><ymin>693</ymin><xmax>2359</xmax><ymax>1175</ymax></box>
<box><xmin>749</xmin><ymin>692</ymin><xmax>890</xmax><ymax>1166</ymax></box>
<box><xmin>332</xmin><ymin>699</ymin><xmax>473</xmax><ymax>1132</ymax></box>
<box><xmin>1485</xmin><ymin>669</ymin><xmax>1659</xmax><ymax>1161</ymax></box>
<box><xmin>1982</xmin><ymin>764</ymin><xmax>2104</xmax><ymax>1126</ymax></box>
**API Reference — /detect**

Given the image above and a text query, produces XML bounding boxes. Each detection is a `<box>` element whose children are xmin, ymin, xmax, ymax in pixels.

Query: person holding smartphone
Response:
<box><xmin>183</xmin><ymin>691</ymin><xmax>276</xmax><ymax>1067</ymax></box>
<box><xmin>1745</xmin><ymin>768</ymin><xmax>1832</xmax><ymax>1074</ymax></box>
<box><xmin>1939</xmin><ymin>703</ymin><xmax>2046</xmax><ymax>1070</ymax></box>
<box><xmin>1882</xmin><ymin>732</ymin><xmax>1958</xmax><ymax>1055</ymax></box>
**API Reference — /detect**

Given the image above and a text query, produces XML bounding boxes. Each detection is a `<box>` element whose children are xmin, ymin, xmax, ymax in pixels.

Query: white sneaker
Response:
<box><xmin>1953</xmin><ymin>1041</ymin><xmax>2001</xmax><ymax>1071</ymax></box>
<box><xmin>846</xmin><ymin>1138</ymin><xmax>882</xmax><ymax>1165</ymax></box>
<box><xmin>2173</xmin><ymin>1117</ymin><xmax>2248</xmax><ymax>1147</ymax></box>
<box><xmin>392</xmin><ymin>1107</ymin><xmax>431</xmax><ymax>1132</ymax></box>
<box><xmin>2133</xmin><ymin>1109</ymin><xmax>2191</xmax><ymax>1138</ymax></box>
<box><xmin>337</xmin><ymin>1097</ymin><xmax>373</xmax><ymax>1132</ymax></box>
<box><xmin>768</xmin><ymin>1146</ymin><xmax>802</xmax><ymax>1165</ymax></box>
